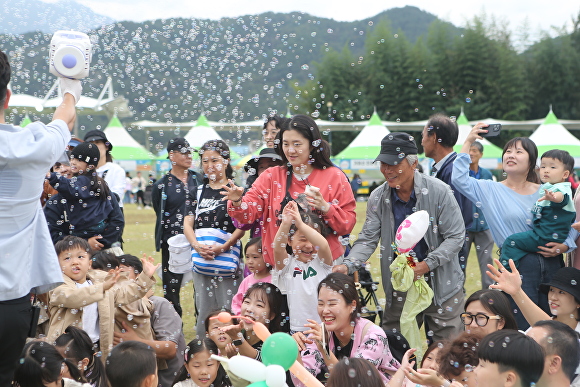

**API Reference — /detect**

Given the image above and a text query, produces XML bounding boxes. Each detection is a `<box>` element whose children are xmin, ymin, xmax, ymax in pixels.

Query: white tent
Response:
<box><xmin>530</xmin><ymin>108</ymin><xmax>580</xmax><ymax>167</ymax></box>
<box><xmin>333</xmin><ymin>111</ymin><xmax>390</xmax><ymax>171</ymax></box>
<box><xmin>184</xmin><ymin>114</ymin><xmax>224</xmax><ymax>148</ymax></box>
<box><xmin>103</xmin><ymin>115</ymin><xmax>152</xmax><ymax>161</ymax></box>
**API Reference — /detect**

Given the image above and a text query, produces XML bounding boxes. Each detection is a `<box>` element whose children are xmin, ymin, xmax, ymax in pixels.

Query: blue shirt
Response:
<box><xmin>468</xmin><ymin>167</ymin><xmax>493</xmax><ymax>232</ymax></box>
<box><xmin>452</xmin><ymin>152</ymin><xmax>578</xmax><ymax>249</ymax></box>
<box><xmin>391</xmin><ymin>189</ymin><xmax>428</xmax><ymax>261</ymax></box>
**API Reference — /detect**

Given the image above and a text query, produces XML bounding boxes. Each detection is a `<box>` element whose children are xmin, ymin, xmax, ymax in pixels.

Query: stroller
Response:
<box><xmin>353</xmin><ymin>264</ymin><xmax>383</xmax><ymax>327</ymax></box>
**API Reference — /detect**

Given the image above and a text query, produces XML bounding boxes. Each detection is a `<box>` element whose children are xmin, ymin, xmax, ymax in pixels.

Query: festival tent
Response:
<box><xmin>333</xmin><ymin>111</ymin><xmax>390</xmax><ymax>171</ymax></box>
<box><xmin>454</xmin><ymin>110</ymin><xmax>503</xmax><ymax>169</ymax></box>
<box><xmin>103</xmin><ymin>115</ymin><xmax>153</xmax><ymax>171</ymax></box>
<box><xmin>529</xmin><ymin>108</ymin><xmax>580</xmax><ymax>167</ymax></box>
<box><xmin>183</xmin><ymin>114</ymin><xmax>241</xmax><ymax>160</ymax></box>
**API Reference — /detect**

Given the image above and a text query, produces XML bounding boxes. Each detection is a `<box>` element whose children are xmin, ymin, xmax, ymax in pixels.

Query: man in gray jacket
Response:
<box><xmin>334</xmin><ymin>133</ymin><xmax>465</xmax><ymax>341</ymax></box>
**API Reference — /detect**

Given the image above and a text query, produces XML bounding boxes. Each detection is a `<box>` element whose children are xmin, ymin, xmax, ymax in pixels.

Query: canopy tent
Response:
<box><xmin>179</xmin><ymin>114</ymin><xmax>241</xmax><ymax>160</ymax></box>
<box><xmin>530</xmin><ymin>108</ymin><xmax>580</xmax><ymax>167</ymax></box>
<box><xmin>454</xmin><ymin>110</ymin><xmax>503</xmax><ymax>169</ymax></box>
<box><xmin>104</xmin><ymin>115</ymin><xmax>153</xmax><ymax>161</ymax></box>
<box><xmin>333</xmin><ymin>111</ymin><xmax>390</xmax><ymax>171</ymax></box>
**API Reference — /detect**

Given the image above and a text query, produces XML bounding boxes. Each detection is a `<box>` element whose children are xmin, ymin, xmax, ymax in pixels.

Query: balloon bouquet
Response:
<box><xmin>210</xmin><ymin>312</ymin><xmax>323</xmax><ymax>387</ymax></box>
<box><xmin>388</xmin><ymin>210</ymin><xmax>432</xmax><ymax>360</ymax></box>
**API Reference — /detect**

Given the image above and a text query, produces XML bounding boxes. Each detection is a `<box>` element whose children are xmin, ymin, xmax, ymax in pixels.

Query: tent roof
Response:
<box><xmin>529</xmin><ymin>110</ymin><xmax>580</xmax><ymax>149</ymax></box>
<box><xmin>104</xmin><ymin>116</ymin><xmax>152</xmax><ymax>160</ymax></box>
<box><xmin>334</xmin><ymin>112</ymin><xmax>390</xmax><ymax>159</ymax></box>
<box><xmin>184</xmin><ymin>114</ymin><xmax>224</xmax><ymax>148</ymax></box>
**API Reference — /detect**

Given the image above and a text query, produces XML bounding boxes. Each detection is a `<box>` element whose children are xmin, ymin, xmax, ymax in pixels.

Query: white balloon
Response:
<box><xmin>227</xmin><ymin>356</ymin><xmax>267</xmax><ymax>382</ymax></box>
<box><xmin>265</xmin><ymin>365</ymin><xmax>286</xmax><ymax>387</ymax></box>
<box><xmin>394</xmin><ymin>210</ymin><xmax>429</xmax><ymax>253</ymax></box>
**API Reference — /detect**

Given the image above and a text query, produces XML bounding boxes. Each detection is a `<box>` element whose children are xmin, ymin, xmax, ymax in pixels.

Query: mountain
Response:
<box><xmin>0</xmin><ymin>0</ymin><xmax>114</xmax><ymax>35</ymax></box>
<box><xmin>2</xmin><ymin>6</ymin><xmax>462</xmax><ymax>147</ymax></box>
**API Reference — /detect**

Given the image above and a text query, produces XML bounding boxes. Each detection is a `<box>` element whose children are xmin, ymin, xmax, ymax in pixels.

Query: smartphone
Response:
<box><xmin>481</xmin><ymin>124</ymin><xmax>502</xmax><ymax>137</ymax></box>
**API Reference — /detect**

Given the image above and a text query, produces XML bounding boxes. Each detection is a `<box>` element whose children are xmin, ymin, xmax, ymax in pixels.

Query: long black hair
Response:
<box><xmin>502</xmin><ymin>137</ymin><xmax>540</xmax><ymax>184</ymax></box>
<box><xmin>243</xmin><ymin>282</ymin><xmax>290</xmax><ymax>333</ymax></box>
<box><xmin>14</xmin><ymin>340</ymin><xmax>81</xmax><ymax>387</ymax></box>
<box><xmin>199</xmin><ymin>139</ymin><xmax>234</xmax><ymax>184</ymax></box>
<box><xmin>276</xmin><ymin>114</ymin><xmax>334</xmax><ymax>170</ymax></box>
<box><xmin>173</xmin><ymin>338</ymin><xmax>231</xmax><ymax>387</ymax></box>
<box><xmin>55</xmin><ymin>326</ymin><xmax>108</xmax><ymax>387</ymax></box>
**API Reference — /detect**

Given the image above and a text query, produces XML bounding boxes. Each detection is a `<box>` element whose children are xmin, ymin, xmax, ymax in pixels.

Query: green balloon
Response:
<box><xmin>261</xmin><ymin>332</ymin><xmax>299</xmax><ymax>370</ymax></box>
<box><xmin>247</xmin><ymin>382</ymin><xmax>268</xmax><ymax>387</ymax></box>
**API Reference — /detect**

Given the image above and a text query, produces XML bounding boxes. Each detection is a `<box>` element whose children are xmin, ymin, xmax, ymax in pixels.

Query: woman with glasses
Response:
<box><xmin>462</xmin><ymin>289</ymin><xmax>518</xmax><ymax>336</ymax></box>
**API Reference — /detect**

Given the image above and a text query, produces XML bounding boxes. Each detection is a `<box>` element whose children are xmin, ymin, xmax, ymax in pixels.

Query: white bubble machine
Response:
<box><xmin>49</xmin><ymin>30</ymin><xmax>92</xmax><ymax>79</ymax></box>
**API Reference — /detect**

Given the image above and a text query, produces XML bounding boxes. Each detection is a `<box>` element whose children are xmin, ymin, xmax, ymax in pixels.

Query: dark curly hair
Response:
<box><xmin>438</xmin><ymin>332</ymin><xmax>482</xmax><ymax>379</ymax></box>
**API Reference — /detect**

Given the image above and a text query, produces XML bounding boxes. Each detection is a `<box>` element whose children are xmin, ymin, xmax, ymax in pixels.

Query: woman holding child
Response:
<box><xmin>222</xmin><ymin>114</ymin><xmax>356</xmax><ymax>267</ymax></box>
<box><xmin>452</xmin><ymin>125</ymin><xmax>576</xmax><ymax>329</ymax></box>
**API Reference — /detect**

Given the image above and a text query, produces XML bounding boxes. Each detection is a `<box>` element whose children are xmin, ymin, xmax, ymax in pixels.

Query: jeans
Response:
<box><xmin>507</xmin><ymin>252</ymin><xmax>564</xmax><ymax>330</ymax></box>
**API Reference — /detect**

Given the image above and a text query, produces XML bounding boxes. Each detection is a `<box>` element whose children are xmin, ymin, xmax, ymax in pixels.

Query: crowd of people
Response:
<box><xmin>3</xmin><ymin>46</ymin><xmax>580</xmax><ymax>387</ymax></box>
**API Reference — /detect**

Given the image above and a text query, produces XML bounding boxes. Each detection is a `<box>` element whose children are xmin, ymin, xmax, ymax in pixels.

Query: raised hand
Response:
<box><xmin>487</xmin><ymin>259</ymin><xmax>521</xmax><ymax>295</ymax></box>
<box><xmin>141</xmin><ymin>254</ymin><xmax>160</xmax><ymax>278</ymax></box>
<box><xmin>220</xmin><ymin>179</ymin><xmax>244</xmax><ymax>203</ymax></box>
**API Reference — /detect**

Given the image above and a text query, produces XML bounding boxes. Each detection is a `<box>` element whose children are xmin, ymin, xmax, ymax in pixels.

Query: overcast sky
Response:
<box><xmin>52</xmin><ymin>0</ymin><xmax>579</xmax><ymax>39</ymax></box>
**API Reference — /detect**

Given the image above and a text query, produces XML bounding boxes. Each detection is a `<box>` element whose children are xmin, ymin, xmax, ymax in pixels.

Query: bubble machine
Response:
<box><xmin>49</xmin><ymin>30</ymin><xmax>92</xmax><ymax>79</ymax></box>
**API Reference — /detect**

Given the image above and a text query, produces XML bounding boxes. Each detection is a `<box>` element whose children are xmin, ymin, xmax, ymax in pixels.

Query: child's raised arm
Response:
<box><xmin>273</xmin><ymin>201</ymin><xmax>296</xmax><ymax>271</ymax></box>
<box><xmin>294</xmin><ymin>210</ymin><xmax>332</xmax><ymax>266</ymax></box>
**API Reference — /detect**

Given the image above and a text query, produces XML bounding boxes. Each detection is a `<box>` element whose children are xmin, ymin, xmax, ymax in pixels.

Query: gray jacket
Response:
<box><xmin>344</xmin><ymin>171</ymin><xmax>465</xmax><ymax>307</ymax></box>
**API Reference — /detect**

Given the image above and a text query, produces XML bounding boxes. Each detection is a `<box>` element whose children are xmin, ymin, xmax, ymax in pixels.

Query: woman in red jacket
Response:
<box><xmin>222</xmin><ymin>114</ymin><xmax>356</xmax><ymax>267</ymax></box>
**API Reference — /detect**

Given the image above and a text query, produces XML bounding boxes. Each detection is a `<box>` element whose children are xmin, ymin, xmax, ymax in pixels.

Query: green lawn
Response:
<box><xmin>122</xmin><ymin>202</ymin><xmax>484</xmax><ymax>342</ymax></box>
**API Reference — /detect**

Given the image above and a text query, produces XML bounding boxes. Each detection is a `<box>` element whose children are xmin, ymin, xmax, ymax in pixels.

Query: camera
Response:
<box><xmin>49</xmin><ymin>30</ymin><xmax>92</xmax><ymax>79</ymax></box>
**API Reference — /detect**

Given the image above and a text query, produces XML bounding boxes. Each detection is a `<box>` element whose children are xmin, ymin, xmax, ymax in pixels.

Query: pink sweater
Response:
<box><xmin>231</xmin><ymin>273</ymin><xmax>272</xmax><ymax>315</ymax></box>
<box><xmin>295</xmin><ymin>318</ymin><xmax>400</xmax><ymax>386</ymax></box>
<box><xmin>228</xmin><ymin>166</ymin><xmax>356</xmax><ymax>266</ymax></box>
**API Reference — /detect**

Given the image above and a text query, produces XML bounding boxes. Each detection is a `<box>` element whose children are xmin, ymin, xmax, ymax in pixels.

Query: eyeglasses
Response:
<box><xmin>460</xmin><ymin>312</ymin><xmax>501</xmax><ymax>327</ymax></box>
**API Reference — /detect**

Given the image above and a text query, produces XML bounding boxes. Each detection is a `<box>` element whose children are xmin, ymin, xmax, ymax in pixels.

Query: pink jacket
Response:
<box><xmin>295</xmin><ymin>318</ymin><xmax>400</xmax><ymax>386</ymax></box>
<box><xmin>228</xmin><ymin>166</ymin><xmax>356</xmax><ymax>266</ymax></box>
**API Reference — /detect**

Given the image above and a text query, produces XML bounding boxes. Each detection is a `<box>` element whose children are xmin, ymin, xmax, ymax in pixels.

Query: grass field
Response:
<box><xmin>122</xmin><ymin>202</ymin><xmax>484</xmax><ymax>341</ymax></box>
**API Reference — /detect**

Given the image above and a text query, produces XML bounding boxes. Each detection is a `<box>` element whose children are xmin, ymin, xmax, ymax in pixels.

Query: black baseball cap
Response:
<box><xmin>70</xmin><ymin>142</ymin><xmax>100</xmax><ymax>168</ymax></box>
<box><xmin>539</xmin><ymin>267</ymin><xmax>580</xmax><ymax>303</ymax></box>
<box><xmin>84</xmin><ymin>130</ymin><xmax>113</xmax><ymax>151</ymax></box>
<box><xmin>167</xmin><ymin>137</ymin><xmax>193</xmax><ymax>158</ymax></box>
<box><xmin>374</xmin><ymin>132</ymin><xmax>418</xmax><ymax>165</ymax></box>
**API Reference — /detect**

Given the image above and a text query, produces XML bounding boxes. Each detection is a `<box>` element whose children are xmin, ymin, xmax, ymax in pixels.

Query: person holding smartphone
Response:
<box><xmin>452</xmin><ymin>124</ymin><xmax>578</xmax><ymax>329</ymax></box>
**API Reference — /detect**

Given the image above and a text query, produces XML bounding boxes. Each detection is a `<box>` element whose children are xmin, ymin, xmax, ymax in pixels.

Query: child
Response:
<box><xmin>55</xmin><ymin>326</ymin><xmax>108</xmax><ymax>387</ymax></box>
<box><xmin>273</xmin><ymin>201</ymin><xmax>332</xmax><ymax>332</ymax></box>
<box><xmin>173</xmin><ymin>338</ymin><xmax>231</xmax><ymax>387</ymax></box>
<box><xmin>231</xmin><ymin>237</ymin><xmax>272</xmax><ymax>314</ymax></box>
<box><xmin>221</xmin><ymin>282</ymin><xmax>289</xmax><ymax>361</ymax></box>
<box><xmin>47</xmin><ymin>236</ymin><xmax>158</xmax><ymax>360</ymax></box>
<box><xmin>114</xmin><ymin>254</ymin><xmax>156</xmax><ymax>344</ymax></box>
<box><xmin>475</xmin><ymin>330</ymin><xmax>544</xmax><ymax>387</ymax></box>
<box><xmin>106</xmin><ymin>341</ymin><xmax>158</xmax><ymax>387</ymax></box>
<box><xmin>14</xmin><ymin>341</ymin><xmax>91</xmax><ymax>387</ymax></box>
<box><xmin>205</xmin><ymin>310</ymin><xmax>236</xmax><ymax>358</ymax></box>
<box><xmin>501</xmin><ymin>149</ymin><xmax>576</xmax><ymax>267</ymax></box>
<box><xmin>47</xmin><ymin>142</ymin><xmax>119</xmax><ymax>246</ymax></box>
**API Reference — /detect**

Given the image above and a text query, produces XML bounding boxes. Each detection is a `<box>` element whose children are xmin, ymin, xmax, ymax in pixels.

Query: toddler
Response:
<box><xmin>231</xmin><ymin>237</ymin><xmax>272</xmax><ymax>314</ymax></box>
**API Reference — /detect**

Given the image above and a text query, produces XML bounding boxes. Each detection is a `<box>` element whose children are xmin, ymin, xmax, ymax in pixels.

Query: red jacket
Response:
<box><xmin>228</xmin><ymin>166</ymin><xmax>356</xmax><ymax>265</ymax></box>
